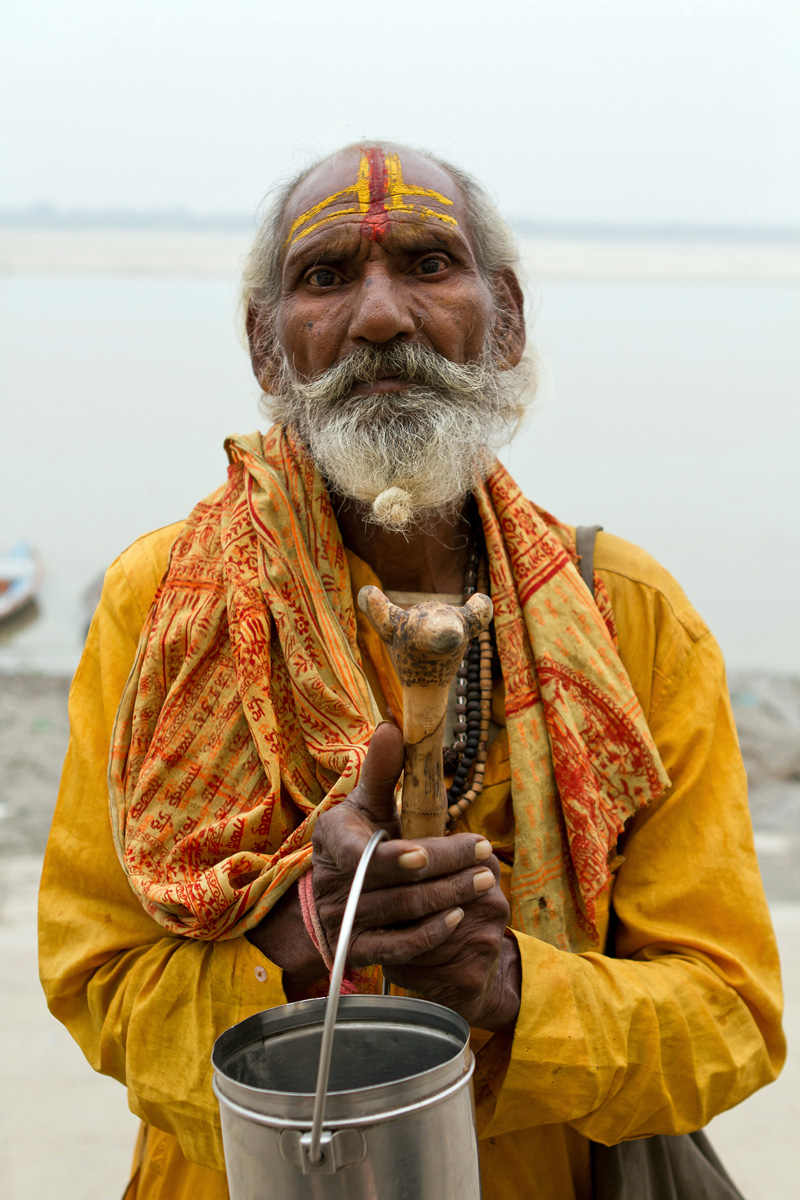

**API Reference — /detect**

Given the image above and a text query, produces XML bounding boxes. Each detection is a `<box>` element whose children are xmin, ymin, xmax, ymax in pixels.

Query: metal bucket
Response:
<box><xmin>212</xmin><ymin>831</ymin><xmax>482</xmax><ymax>1199</ymax></box>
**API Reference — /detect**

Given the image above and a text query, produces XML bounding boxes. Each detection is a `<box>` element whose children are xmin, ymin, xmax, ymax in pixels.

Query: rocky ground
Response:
<box><xmin>0</xmin><ymin>674</ymin><xmax>71</xmax><ymax>857</ymax></box>
<box><xmin>729</xmin><ymin>671</ymin><xmax>800</xmax><ymax>829</ymax></box>
<box><xmin>728</xmin><ymin>670</ymin><xmax>800</xmax><ymax>902</ymax></box>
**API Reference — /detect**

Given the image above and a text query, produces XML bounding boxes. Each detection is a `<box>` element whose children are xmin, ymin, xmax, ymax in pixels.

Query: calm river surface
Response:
<box><xmin>1</xmin><ymin>253</ymin><xmax>798</xmax><ymax>675</ymax></box>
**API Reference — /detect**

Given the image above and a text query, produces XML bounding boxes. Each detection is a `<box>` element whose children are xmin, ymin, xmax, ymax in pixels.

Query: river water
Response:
<box><xmin>1</xmin><ymin>246</ymin><xmax>798</xmax><ymax>675</ymax></box>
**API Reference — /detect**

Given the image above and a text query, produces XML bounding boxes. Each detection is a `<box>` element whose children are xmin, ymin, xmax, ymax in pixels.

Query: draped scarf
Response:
<box><xmin>109</xmin><ymin>426</ymin><xmax>669</xmax><ymax>951</ymax></box>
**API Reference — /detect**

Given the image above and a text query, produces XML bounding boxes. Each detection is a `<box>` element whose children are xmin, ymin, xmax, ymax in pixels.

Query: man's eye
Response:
<box><xmin>306</xmin><ymin>267</ymin><xmax>338</xmax><ymax>287</ymax></box>
<box><xmin>416</xmin><ymin>255</ymin><xmax>447</xmax><ymax>276</ymax></box>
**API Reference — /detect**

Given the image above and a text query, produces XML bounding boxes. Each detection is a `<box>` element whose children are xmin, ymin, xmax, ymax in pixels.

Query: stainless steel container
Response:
<box><xmin>212</xmin><ymin>831</ymin><xmax>482</xmax><ymax>1198</ymax></box>
<box><xmin>212</xmin><ymin>994</ymin><xmax>480</xmax><ymax>1198</ymax></box>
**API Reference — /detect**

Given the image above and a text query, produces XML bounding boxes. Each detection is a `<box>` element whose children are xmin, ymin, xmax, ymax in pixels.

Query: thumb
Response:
<box><xmin>353</xmin><ymin>720</ymin><xmax>404</xmax><ymax>825</ymax></box>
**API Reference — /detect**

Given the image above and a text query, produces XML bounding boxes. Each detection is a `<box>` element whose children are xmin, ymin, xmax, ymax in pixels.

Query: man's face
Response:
<box><xmin>273</xmin><ymin>146</ymin><xmax>496</xmax><ymax>385</ymax></box>
<box><xmin>252</xmin><ymin>146</ymin><xmax>528</xmax><ymax>530</ymax></box>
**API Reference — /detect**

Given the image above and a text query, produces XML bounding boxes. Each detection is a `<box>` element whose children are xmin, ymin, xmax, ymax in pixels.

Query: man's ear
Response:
<box><xmin>246</xmin><ymin>298</ymin><xmax>281</xmax><ymax>392</ymax></box>
<box><xmin>490</xmin><ymin>268</ymin><xmax>526</xmax><ymax>369</ymax></box>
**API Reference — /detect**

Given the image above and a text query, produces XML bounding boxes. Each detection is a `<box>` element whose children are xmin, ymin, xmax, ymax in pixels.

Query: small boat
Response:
<box><xmin>0</xmin><ymin>541</ymin><xmax>44</xmax><ymax>621</ymax></box>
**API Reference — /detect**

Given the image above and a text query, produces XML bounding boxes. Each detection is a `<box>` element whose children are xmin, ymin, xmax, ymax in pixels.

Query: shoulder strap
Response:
<box><xmin>575</xmin><ymin>524</ymin><xmax>604</xmax><ymax>598</ymax></box>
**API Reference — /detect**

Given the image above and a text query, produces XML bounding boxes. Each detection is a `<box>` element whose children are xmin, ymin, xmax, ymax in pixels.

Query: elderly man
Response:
<box><xmin>40</xmin><ymin>143</ymin><xmax>783</xmax><ymax>1200</ymax></box>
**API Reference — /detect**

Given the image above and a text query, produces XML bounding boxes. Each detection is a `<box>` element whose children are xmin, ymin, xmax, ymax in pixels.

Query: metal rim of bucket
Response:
<box><xmin>212</xmin><ymin>993</ymin><xmax>473</xmax><ymax>1122</ymax></box>
<box><xmin>213</xmin><ymin>1053</ymin><xmax>475</xmax><ymax>1132</ymax></box>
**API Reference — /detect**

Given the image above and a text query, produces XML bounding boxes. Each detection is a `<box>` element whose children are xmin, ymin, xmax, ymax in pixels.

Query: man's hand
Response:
<box><xmin>311</xmin><ymin>722</ymin><xmax>521</xmax><ymax>1033</ymax></box>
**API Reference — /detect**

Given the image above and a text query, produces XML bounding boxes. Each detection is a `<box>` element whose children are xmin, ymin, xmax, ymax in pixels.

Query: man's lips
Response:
<box><xmin>349</xmin><ymin>376</ymin><xmax>410</xmax><ymax>396</ymax></box>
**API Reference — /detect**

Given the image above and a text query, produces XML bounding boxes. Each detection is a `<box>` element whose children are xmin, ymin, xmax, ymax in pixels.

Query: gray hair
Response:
<box><xmin>240</xmin><ymin>142</ymin><xmax>522</xmax><ymax>337</ymax></box>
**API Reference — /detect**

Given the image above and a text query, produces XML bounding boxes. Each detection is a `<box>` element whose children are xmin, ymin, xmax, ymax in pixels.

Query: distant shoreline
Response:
<box><xmin>2</xmin><ymin>227</ymin><xmax>800</xmax><ymax>282</ymax></box>
<box><xmin>4</xmin><ymin>205</ymin><xmax>799</xmax><ymax>242</ymax></box>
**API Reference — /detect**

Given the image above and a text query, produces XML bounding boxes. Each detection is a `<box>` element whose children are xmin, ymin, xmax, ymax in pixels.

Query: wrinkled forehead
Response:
<box><xmin>280</xmin><ymin>146</ymin><xmax>467</xmax><ymax>252</ymax></box>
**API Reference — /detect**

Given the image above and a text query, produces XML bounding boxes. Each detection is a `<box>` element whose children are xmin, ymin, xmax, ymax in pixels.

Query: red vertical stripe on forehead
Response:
<box><xmin>361</xmin><ymin>147</ymin><xmax>390</xmax><ymax>241</ymax></box>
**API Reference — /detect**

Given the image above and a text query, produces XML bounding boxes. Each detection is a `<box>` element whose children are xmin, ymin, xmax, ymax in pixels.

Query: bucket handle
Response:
<box><xmin>307</xmin><ymin>827</ymin><xmax>389</xmax><ymax>1167</ymax></box>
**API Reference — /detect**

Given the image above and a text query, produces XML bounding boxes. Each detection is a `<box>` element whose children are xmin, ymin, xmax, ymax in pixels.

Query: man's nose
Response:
<box><xmin>347</xmin><ymin>271</ymin><xmax>418</xmax><ymax>345</ymax></box>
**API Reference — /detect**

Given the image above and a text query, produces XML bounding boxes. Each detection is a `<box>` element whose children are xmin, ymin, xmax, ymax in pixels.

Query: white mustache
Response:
<box><xmin>279</xmin><ymin>342</ymin><xmax>498</xmax><ymax>409</ymax></box>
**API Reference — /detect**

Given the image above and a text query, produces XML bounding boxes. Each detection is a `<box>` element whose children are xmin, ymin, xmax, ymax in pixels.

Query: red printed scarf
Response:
<box><xmin>109</xmin><ymin>426</ymin><xmax>669</xmax><ymax>950</ymax></box>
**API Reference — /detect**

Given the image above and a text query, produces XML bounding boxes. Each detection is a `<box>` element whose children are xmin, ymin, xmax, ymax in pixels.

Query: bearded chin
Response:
<box><xmin>262</xmin><ymin>347</ymin><xmax>530</xmax><ymax>533</ymax></box>
<box><xmin>299</xmin><ymin>388</ymin><xmax>502</xmax><ymax>530</ymax></box>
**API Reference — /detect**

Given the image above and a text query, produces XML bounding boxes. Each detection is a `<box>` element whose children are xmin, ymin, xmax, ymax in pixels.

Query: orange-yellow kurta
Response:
<box><xmin>39</xmin><ymin>521</ymin><xmax>784</xmax><ymax>1199</ymax></box>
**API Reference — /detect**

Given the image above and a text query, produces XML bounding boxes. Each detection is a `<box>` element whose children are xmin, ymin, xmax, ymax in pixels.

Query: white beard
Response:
<box><xmin>264</xmin><ymin>344</ymin><xmax>531</xmax><ymax>531</ymax></box>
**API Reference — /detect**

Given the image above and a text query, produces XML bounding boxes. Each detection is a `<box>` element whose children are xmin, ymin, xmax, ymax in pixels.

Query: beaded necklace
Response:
<box><xmin>444</xmin><ymin>546</ymin><xmax>493</xmax><ymax>828</ymax></box>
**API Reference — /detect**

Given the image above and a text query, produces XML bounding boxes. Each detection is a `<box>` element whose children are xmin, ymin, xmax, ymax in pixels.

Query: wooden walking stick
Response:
<box><xmin>358</xmin><ymin>585</ymin><xmax>493</xmax><ymax>840</ymax></box>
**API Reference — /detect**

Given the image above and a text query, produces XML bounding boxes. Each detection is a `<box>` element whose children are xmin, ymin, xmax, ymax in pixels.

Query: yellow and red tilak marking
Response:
<box><xmin>284</xmin><ymin>149</ymin><xmax>458</xmax><ymax>249</ymax></box>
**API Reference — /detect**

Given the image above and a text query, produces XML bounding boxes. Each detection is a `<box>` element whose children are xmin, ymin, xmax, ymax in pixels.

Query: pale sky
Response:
<box><xmin>3</xmin><ymin>0</ymin><xmax>799</xmax><ymax>227</ymax></box>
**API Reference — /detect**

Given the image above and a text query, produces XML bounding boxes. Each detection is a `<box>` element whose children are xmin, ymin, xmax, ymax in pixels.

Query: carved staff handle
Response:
<box><xmin>358</xmin><ymin>585</ymin><xmax>493</xmax><ymax>840</ymax></box>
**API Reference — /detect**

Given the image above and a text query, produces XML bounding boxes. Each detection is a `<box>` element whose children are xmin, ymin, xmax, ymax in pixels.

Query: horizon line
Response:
<box><xmin>2</xmin><ymin>204</ymin><xmax>799</xmax><ymax>243</ymax></box>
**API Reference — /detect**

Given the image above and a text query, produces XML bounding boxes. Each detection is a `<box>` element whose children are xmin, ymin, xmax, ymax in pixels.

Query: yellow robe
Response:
<box><xmin>39</xmin><ymin>522</ymin><xmax>784</xmax><ymax>1199</ymax></box>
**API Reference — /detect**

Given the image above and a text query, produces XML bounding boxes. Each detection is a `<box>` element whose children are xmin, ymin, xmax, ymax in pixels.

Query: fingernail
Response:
<box><xmin>474</xmin><ymin>869</ymin><xmax>495</xmax><ymax>894</ymax></box>
<box><xmin>474</xmin><ymin>838</ymin><xmax>492</xmax><ymax>862</ymax></box>
<box><xmin>398</xmin><ymin>849</ymin><xmax>428</xmax><ymax>870</ymax></box>
<box><xmin>445</xmin><ymin>908</ymin><xmax>464</xmax><ymax>930</ymax></box>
